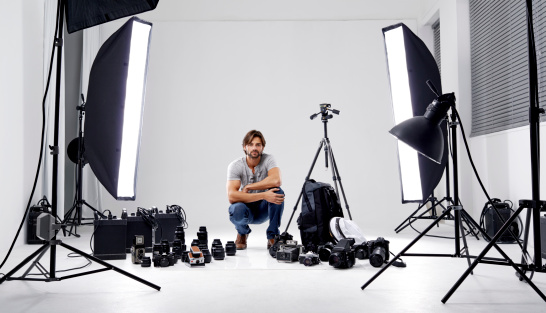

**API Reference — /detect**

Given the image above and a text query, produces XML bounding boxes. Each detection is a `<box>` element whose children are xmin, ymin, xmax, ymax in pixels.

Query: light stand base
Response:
<box><xmin>0</xmin><ymin>239</ymin><xmax>160</xmax><ymax>290</ymax></box>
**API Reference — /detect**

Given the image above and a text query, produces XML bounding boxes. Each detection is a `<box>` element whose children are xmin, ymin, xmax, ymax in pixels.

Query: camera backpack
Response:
<box><xmin>297</xmin><ymin>179</ymin><xmax>344</xmax><ymax>251</ymax></box>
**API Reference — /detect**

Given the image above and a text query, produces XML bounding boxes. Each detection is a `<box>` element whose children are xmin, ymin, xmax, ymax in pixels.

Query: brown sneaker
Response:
<box><xmin>235</xmin><ymin>233</ymin><xmax>248</xmax><ymax>250</ymax></box>
<box><xmin>267</xmin><ymin>238</ymin><xmax>275</xmax><ymax>249</ymax></box>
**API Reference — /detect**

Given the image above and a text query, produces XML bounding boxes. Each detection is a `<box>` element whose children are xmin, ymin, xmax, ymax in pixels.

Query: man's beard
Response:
<box><xmin>246</xmin><ymin>150</ymin><xmax>262</xmax><ymax>159</ymax></box>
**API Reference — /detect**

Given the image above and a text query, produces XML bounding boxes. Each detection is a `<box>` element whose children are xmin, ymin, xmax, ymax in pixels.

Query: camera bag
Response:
<box><xmin>297</xmin><ymin>179</ymin><xmax>343</xmax><ymax>250</ymax></box>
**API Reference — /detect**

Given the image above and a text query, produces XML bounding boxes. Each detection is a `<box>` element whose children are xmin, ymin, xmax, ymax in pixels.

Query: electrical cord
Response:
<box><xmin>452</xmin><ymin>107</ymin><xmax>533</xmax><ymax>268</ymax></box>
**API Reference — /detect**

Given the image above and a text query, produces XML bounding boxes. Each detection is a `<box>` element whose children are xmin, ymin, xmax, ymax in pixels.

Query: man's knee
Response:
<box><xmin>229</xmin><ymin>202</ymin><xmax>249</xmax><ymax>221</ymax></box>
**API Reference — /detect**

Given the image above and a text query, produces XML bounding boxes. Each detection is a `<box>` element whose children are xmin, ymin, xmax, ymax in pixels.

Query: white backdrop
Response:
<box><xmin>90</xmin><ymin>19</ymin><xmax>418</xmax><ymax>236</ymax></box>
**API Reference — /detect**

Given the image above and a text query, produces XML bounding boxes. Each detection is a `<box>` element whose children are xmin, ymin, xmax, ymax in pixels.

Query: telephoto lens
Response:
<box><xmin>197</xmin><ymin>226</ymin><xmax>208</xmax><ymax>248</ymax></box>
<box><xmin>225</xmin><ymin>241</ymin><xmax>237</xmax><ymax>256</ymax></box>
<box><xmin>174</xmin><ymin>226</ymin><xmax>185</xmax><ymax>244</ymax></box>
<box><xmin>161</xmin><ymin>239</ymin><xmax>170</xmax><ymax>254</ymax></box>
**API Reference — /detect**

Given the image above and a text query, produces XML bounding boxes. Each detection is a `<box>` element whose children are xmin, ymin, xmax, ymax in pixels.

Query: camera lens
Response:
<box><xmin>161</xmin><ymin>239</ymin><xmax>170</xmax><ymax>254</ymax></box>
<box><xmin>212</xmin><ymin>239</ymin><xmax>223</xmax><ymax>248</ymax></box>
<box><xmin>202</xmin><ymin>248</ymin><xmax>212</xmax><ymax>263</ymax></box>
<box><xmin>212</xmin><ymin>245</ymin><xmax>225</xmax><ymax>260</ymax></box>
<box><xmin>329</xmin><ymin>253</ymin><xmax>342</xmax><ymax>268</ymax></box>
<box><xmin>141</xmin><ymin>256</ymin><xmax>151</xmax><ymax>267</ymax></box>
<box><xmin>174</xmin><ymin>226</ymin><xmax>185</xmax><ymax>244</ymax></box>
<box><xmin>197</xmin><ymin>226</ymin><xmax>208</xmax><ymax>247</ymax></box>
<box><xmin>318</xmin><ymin>247</ymin><xmax>332</xmax><ymax>262</ymax></box>
<box><xmin>225</xmin><ymin>241</ymin><xmax>236</xmax><ymax>256</ymax></box>
<box><xmin>370</xmin><ymin>246</ymin><xmax>387</xmax><ymax>268</ymax></box>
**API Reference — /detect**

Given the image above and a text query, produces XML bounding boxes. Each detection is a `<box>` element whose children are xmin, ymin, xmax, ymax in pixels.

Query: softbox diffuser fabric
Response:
<box><xmin>85</xmin><ymin>17</ymin><xmax>152</xmax><ymax>200</ymax></box>
<box><xmin>383</xmin><ymin>23</ymin><xmax>448</xmax><ymax>203</ymax></box>
<box><xmin>65</xmin><ymin>0</ymin><xmax>159</xmax><ymax>33</ymax></box>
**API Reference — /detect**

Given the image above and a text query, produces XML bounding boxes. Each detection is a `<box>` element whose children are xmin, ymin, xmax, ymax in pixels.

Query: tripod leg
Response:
<box><xmin>442</xmin><ymin>204</ymin><xmax>546</xmax><ymax>303</ymax></box>
<box><xmin>59</xmin><ymin>242</ymin><xmax>160</xmax><ymax>290</ymax></box>
<box><xmin>457</xmin><ymin>210</ymin><xmax>473</xmax><ymax>274</ymax></box>
<box><xmin>326</xmin><ymin>141</ymin><xmax>352</xmax><ymax>219</ymax></box>
<box><xmin>0</xmin><ymin>243</ymin><xmax>50</xmax><ymax>284</ymax></box>
<box><xmin>362</xmin><ymin>207</ymin><xmax>453</xmax><ymax>290</ymax></box>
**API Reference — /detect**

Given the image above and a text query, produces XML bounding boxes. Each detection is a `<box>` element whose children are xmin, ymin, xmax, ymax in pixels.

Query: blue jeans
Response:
<box><xmin>228</xmin><ymin>188</ymin><xmax>284</xmax><ymax>239</ymax></box>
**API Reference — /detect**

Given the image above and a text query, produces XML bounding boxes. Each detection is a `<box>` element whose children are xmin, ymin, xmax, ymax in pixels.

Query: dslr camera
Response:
<box><xmin>276</xmin><ymin>240</ymin><xmax>303</xmax><ymax>263</ymax></box>
<box><xmin>299</xmin><ymin>252</ymin><xmax>320</xmax><ymax>266</ymax></box>
<box><xmin>329</xmin><ymin>238</ymin><xmax>356</xmax><ymax>269</ymax></box>
<box><xmin>131</xmin><ymin>235</ymin><xmax>146</xmax><ymax>264</ymax></box>
<box><xmin>269</xmin><ymin>231</ymin><xmax>294</xmax><ymax>258</ymax></box>
<box><xmin>353</xmin><ymin>237</ymin><xmax>390</xmax><ymax>268</ymax></box>
<box><xmin>366</xmin><ymin>237</ymin><xmax>390</xmax><ymax>268</ymax></box>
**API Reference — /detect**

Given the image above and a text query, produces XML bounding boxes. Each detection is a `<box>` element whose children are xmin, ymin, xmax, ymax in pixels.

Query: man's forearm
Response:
<box><xmin>228</xmin><ymin>190</ymin><xmax>265</xmax><ymax>204</ymax></box>
<box><xmin>245</xmin><ymin>175</ymin><xmax>281</xmax><ymax>192</ymax></box>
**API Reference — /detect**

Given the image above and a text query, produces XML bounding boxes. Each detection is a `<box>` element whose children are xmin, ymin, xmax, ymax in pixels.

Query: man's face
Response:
<box><xmin>244</xmin><ymin>137</ymin><xmax>264</xmax><ymax>159</ymax></box>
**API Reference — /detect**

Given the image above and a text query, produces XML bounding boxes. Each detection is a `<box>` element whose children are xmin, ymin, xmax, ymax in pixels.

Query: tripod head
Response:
<box><xmin>310</xmin><ymin>103</ymin><xmax>340</xmax><ymax>121</ymax></box>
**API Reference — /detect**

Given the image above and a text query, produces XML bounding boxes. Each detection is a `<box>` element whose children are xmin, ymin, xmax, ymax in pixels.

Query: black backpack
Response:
<box><xmin>297</xmin><ymin>179</ymin><xmax>344</xmax><ymax>251</ymax></box>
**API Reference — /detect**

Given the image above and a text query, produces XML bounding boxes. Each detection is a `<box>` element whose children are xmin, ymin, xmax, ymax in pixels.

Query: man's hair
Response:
<box><xmin>242</xmin><ymin>130</ymin><xmax>266</xmax><ymax>147</ymax></box>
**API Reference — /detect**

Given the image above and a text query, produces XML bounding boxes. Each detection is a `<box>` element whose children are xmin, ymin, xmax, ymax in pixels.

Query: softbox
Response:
<box><xmin>65</xmin><ymin>0</ymin><xmax>159</xmax><ymax>33</ymax></box>
<box><xmin>84</xmin><ymin>17</ymin><xmax>152</xmax><ymax>200</ymax></box>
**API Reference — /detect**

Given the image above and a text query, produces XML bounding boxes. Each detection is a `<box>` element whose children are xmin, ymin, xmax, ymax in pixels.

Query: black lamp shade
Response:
<box><xmin>389</xmin><ymin>116</ymin><xmax>444</xmax><ymax>164</ymax></box>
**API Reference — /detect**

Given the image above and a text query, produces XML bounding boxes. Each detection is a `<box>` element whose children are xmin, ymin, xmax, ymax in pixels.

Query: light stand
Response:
<box><xmin>0</xmin><ymin>0</ymin><xmax>159</xmax><ymax>290</ymax></box>
<box><xmin>394</xmin><ymin>135</ymin><xmax>479</xmax><ymax>240</ymax></box>
<box><xmin>441</xmin><ymin>0</ymin><xmax>546</xmax><ymax>303</ymax></box>
<box><xmin>283</xmin><ymin>103</ymin><xmax>352</xmax><ymax>232</ymax></box>
<box><xmin>63</xmin><ymin>96</ymin><xmax>106</xmax><ymax>236</ymax></box>
<box><xmin>362</xmin><ymin>92</ymin><xmax>512</xmax><ymax>292</ymax></box>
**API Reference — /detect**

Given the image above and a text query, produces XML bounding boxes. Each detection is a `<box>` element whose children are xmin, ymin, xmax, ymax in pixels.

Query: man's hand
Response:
<box><xmin>262</xmin><ymin>188</ymin><xmax>284</xmax><ymax>204</ymax></box>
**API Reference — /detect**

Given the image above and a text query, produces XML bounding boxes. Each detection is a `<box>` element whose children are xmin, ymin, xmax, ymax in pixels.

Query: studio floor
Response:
<box><xmin>1</xmin><ymin>222</ymin><xmax>546</xmax><ymax>313</ymax></box>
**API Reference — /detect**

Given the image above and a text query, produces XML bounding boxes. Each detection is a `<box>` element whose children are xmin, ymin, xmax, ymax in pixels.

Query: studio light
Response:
<box><xmin>389</xmin><ymin>92</ymin><xmax>453</xmax><ymax>164</ymax></box>
<box><xmin>383</xmin><ymin>23</ymin><xmax>447</xmax><ymax>203</ymax></box>
<box><xmin>0</xmin><ymin>0</ymin><xmax>159</xmax><ymax>290</ymax></box>
<box><xmin>65</xmin><ymin>0</ymin><xmax>159</xmax><ymax>33</ymax></box>
<box><xmin>84</xmin><ymin>17</ymin><xmax>152</xmax><ymax>200</ymax></box>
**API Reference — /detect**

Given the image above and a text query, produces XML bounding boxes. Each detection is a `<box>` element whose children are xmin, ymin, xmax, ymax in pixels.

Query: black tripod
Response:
<box><xmin>284</xmin><ymin>104</ymin><xmax>352</xmax><ymax>231</ymax></box>
<box><xmin>0</xmin><ymin>0</ymin><xmax>159</xmax><ymax>290</ymax></box>
<box><xmin>394</xmin><ymin>160</ymin><xmax>480</xmax><ymax>240</ymax></box>
<box><xmin>63</xmin><ymin>96</ymin><xmax>105</xmax><ymax>237</ymax></box>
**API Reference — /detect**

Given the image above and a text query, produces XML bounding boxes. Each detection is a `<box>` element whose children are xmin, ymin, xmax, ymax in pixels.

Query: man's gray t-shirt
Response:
<box><xmin>227</xmin><ymin>153</ymin><xmax>278</xmax><ymax>193</ymax></box>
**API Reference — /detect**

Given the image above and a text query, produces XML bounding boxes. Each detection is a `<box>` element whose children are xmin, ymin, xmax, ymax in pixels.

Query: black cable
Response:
<box><xmin>0</xmin><ymin>3</ymin><xmax>62</xmax><ymax>270</ymax></box>
<box><xmin>452</xmin><ymin>107</ymin><xmax>530</xmax><ymax>261</ymax></box>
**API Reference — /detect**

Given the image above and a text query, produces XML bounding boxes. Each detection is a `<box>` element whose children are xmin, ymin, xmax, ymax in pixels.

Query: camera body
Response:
<box><xmin>187</xmin><ymin>245</ymin><xmax>205</xmax><ymax>266</ymax></box>
<box><xmin>131</xmin><ymin>235</ymin><xmax>146</xmax><ymax>264</ymax></box>
<box><xmin>367</xmin><ymin>237</ymin><xmax>390</xmax><ymax>268</ymax></box>
<box><xmin>276</xmin><ymin>240</ymin><xmax>303</xmax><ymax>262</ymax></box>
<box><xmin>269</xmin><ymin>232</ymin><xmax>294</xmax><ymax>258</ymax></box>
<box><xmin>299</xmin><ymin>252</ymin><xmax>320</xmax><ymax>266</ymax></box>
<box><xmin>329</xmin><ymin>238</ymin><xmax>356</xmax><ymax>269</ymax></box>
<box><xmin>152</xmin><ymin>252</ymin><xmax>176</xmax><ymax>267</ymax></box>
